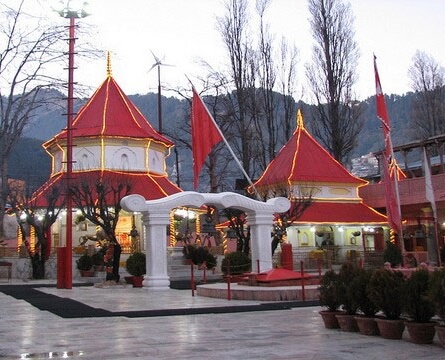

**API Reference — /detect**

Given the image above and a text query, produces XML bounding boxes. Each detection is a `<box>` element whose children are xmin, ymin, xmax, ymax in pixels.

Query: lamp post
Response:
<box><xmin>56</xmin><ymin>0</ymin><xmax>89</xmax><ymax>289</ymax></box>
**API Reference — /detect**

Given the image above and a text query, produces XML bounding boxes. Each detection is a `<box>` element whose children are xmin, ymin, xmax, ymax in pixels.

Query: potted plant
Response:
<box><xmin>91</xmin><ymin>250</ymin><xmax>105</xmax><ymax>271</ymax></box>
<box><xmin>126</xmin><ymin>252</ymin><xmax>146</xmax><ymax>287</ymax></box>
<box><xmin>429</xmin><ymin>268</ymin><xmax>445</xmax><ymax>347</ymax></box>
<box><xmin>383</xmin><ymin>241</ymin><xmax>403</xmax><ymax>268</ymax></box>
<box><xmin>368</xmin><ymin>268</ymin><xmax>406</xmax><ymax>339</ymax></box>
<box><xmin>76</xmin><ymin>253</ymin><xmax>94</xmax><ymax>277</ymax></box>
<box><xmin>335</xmin><ymin>262</ymin><xmax>360</xmax><ymax>332</ymax></box>
<box><xmin>350</xmin><ymin>268</ymin><xmax>380</xmax><ymax>336</ymax></box>
<box><xmin>404</xmin><ymin>269</ymin><xmax>436</xmax><ymax>344</ymax></box>
<box><xmin>183</xmin><ymin>245</ymin><xmax>217</xmax><ymax>270</ymax></box>
<box><xmin>318</xmin><ymin>269</ymin><xmax>342</xmax><ymax>329</ymax></box>
<box><xmin>221</xmin><ymin>251</ymin><xmax>251</xmax><ymax>281</ymax></box>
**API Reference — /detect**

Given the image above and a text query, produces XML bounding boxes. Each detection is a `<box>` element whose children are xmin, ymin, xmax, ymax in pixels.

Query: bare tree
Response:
<box><xmin>217</xmin><ymin>0</ymin><xmax>255</xmax><ymax>179</ymax></box>
<box><xmin>260</xmin><ymin>182</ymin><xmax>315</xmax><ymax>254</ymax></box>
<box><xmin>408</xmin><ymin>50</ymin><xmax>445</xmax><ymax>139</ymax></box>
<box><xmin>216</xmin><ymin>0</ymin><xmax>302</xmax><ymax>185</ymax></box>
<box><xmin>223</xmin><ymin>208</ymin><xmax>250</xmax><ymax>255</ymax></box>
<box><xmin>305</xmin><ymin>0</ymin><xmax>362</xmax><ymax>164</ymax></box>
<box><xmin>279</xmin><ymin>38</ymin><xmax>299</xmax><ymax>141</ymax></box>
<box><xmin>169</xmin><ymin>1</ymin><xmax>300</xmax><ymax>192</ymax></box>
<box><xmin>8</xmin><ymin>183</ymin><xmax>64</xmax><ymax>279</ymax></box>
<box><xmin>0</xmin><ymin>1</ymin><xmax>69</xmax><ymax>237</ymax></box>
<box><xmin>69</xmin><ymin>175</ymin><xmax>132</xmax><ymax>282</ymax></box>
<box><xmin>255</xmin><ymin>0</ymin><xmax>278</xmax><ymax>170</ymax></box>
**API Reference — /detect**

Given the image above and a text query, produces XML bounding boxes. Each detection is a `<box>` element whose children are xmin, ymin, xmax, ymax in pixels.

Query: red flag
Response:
<box><xmin>374</xmin><ymin>56</ymin><xmax>403</xmax><ymax>235</ymax></box>
<box><xmin>191</xmin><ymin>88</ymin><xmax>223</xmax><ymax>189</ymax></box>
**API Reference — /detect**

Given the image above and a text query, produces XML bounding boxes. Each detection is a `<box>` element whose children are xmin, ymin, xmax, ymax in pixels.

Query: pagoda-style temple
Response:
<box><xmin>31</xmin><ymin>57</ymin><xmax>181</xmax><ymax>253</ymax></box>
<box><xmin>251</xmin><ymin>110</ymin><xmax>388</xmax><ymax>265</ymax></box>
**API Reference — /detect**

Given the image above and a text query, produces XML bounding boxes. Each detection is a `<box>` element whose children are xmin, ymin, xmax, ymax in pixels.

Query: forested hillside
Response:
<box><xmin>10</xmin><ymin>90</ymin><xmax>418</xmax><ymax>191</ymax></box>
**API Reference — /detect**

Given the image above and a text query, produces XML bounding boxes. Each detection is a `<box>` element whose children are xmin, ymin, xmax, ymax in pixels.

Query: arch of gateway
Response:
<box><xmin>121</xmin><ymin>191</ymin><xmax>290</xmax><ymax>290</ymax></box>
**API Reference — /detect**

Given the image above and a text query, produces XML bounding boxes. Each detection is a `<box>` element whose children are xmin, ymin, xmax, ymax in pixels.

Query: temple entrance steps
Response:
<box><xmin>167</xmin><ymin>248</ymin><xmax>223</xmax><ymax>282</ymax></box>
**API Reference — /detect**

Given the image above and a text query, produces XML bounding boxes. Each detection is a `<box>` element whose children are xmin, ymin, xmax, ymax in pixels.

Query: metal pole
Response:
<box><xmin>190</xmin><ymin>263</ymin><xmax>195</xmax><ymax>297</ymax></box>
<box><xmin>300</xmin><ymin>261</ymin><xmax>305</xmax><ymax>302</ymax></box>
<box><xmin>64</xmin><ymin>16</ymin><xmax>76</xmax><ymax>289</ymax></box>
<box><xmin>157</xmin><ymin>65</ymin><xmax>162</xmax><ymax>134</ymax></box>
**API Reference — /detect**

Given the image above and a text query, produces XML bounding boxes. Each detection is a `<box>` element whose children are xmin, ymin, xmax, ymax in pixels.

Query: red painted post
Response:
<box><xmin>191</xmin><ymin>263</ymin><xmax>195</xmax><ymax>297</ymax></box>
<box><xmin>300</xmin><ymin>260</ymin><xmax>306</xmax><ymax>302</ymax></box>
<box><xmin>56</xmin><ymin>247</ymin><xmax>66</xmax><ymax>288</ymax></box>
<box><xmin>227</xmin><ymin>259</ymin><xmax>231</xmax><ymax>301</ymax></box>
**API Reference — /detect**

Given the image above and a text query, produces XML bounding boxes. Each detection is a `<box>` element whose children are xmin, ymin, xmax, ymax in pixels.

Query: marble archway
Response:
<box><xmin>121</xmin><ymin>191</ymin><xmax>290</xmax><ymax>290</ymax></box>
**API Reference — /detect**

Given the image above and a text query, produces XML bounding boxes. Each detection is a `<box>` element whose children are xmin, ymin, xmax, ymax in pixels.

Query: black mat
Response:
<box><xmin>0</xmin><ymin>284</ymin><xmax>319</xmax><ymax>319</ymax></box>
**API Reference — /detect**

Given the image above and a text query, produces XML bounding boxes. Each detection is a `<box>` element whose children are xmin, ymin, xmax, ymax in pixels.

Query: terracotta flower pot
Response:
<box><xmin>336</xmin><ymin>314</ymin><xmax>359</xmax><ymax>332</ymax></box>
<box><xmin>132</xmin><ymin>276</ymin><xmax>144</xmax><ymax>288</ymax></box>
<box><xmin>124</xmin><ymin>276</ymin><xmax>134</xmax><ymax>285</ymax></box>
<box><xmin>405</xmin><ymin>321</ymin><xmax>436</xmax><ymax>344</ymax></box>
<box><xmin>354</xmin><ymin>316</ymin><xmax>379</xmax><ymax>336</ymax></box>
<box><xmin>80</xmin><ymin>270</ymin><xmax>95</xmax><ymax>277</ymax></box>
<box><xmin>435</xmin><ymin>325</ymin><xmax>445</xmax><ymax>348</ymax></box>
<box><xmin>375</xmin><ymin>318</ymin><xmax>405</xmax><ymax>340</ymax></box>
<box><xmin>319</xmin><ymin>311</ymin><xmax>343</xmax><ymax>329</ymax></box>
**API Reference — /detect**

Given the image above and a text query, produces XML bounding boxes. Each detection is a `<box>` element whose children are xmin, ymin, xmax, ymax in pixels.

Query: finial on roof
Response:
<box><xmin>106</xmin><ymin>51</ymin><xmax>112</xmax><ymax>77</ymax></box>
<box><xmin>296</xmin><ymin>109</ymin><xmax>304</xmax><ymax>129</ymax></box>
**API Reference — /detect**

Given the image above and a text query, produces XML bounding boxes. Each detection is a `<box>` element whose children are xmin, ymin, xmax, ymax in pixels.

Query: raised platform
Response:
<box><xmin>196</xmin><ymin>282</ymin><xmax>319</xmax><ymax>301</ymax></box>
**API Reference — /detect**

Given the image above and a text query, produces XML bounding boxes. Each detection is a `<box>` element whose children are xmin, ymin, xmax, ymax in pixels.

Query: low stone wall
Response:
<box><xmin>0</xmin><ymin>257</ymin><xmax>57</xmax><ymax>280</ymax></box>
<box><xmin>197</xmin><ymin>283</ymin><xmax>319</xmax><ymax>301</ymax></box>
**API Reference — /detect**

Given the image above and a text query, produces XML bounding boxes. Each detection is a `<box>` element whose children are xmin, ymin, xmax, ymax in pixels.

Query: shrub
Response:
<box><xmin>318</xmin><ymin>269</ymin><xmax>341</xmax><ymax>312</ymax></box>
<box><xmin>126</xmin><ymin>252</ymin><xmax>146</xmax><ymax>277</ymax></box>
<box><xmin>368</xmin><ymin>268</ymin><xmax>405</xmax><ymax>320</ymax></box>
<box><xmin>405</xmin><ymin>269</ymin><xmax>435</xmax><ymax>323</ymax></box>
<box><xmin>383</xmin><ymin>241</ymin><xmax>403</xmax><ymax>268</ymax></box>
<box><xmin>221</xmin><ymin>252</ymin><xmax>251</xmax><ymax>275</ymax></box>
<box><xmin>91</xmin><ymin>251</ymin><xmax>104</xmax><ymax>266</ymax></box>
<box><xmin>338</xmin><ymin>262</ymin><xmax>360</xmax><ymax>314</ymax></box>
<box><xmin>429</xmin><ymin>268</ymin><xmax>445</xmax><ymax>324</ymax></box>
<box><xmin>182</xmin><ymin>245</ymin><xmax>217</xmax><ymax>269</ymax></box>
<box><xmin>349</xmin><ymin>268</ymin><xmax>378</xmax><ymax>317</ymax></box>
<box><xmin>76</xmin><ymin>253</ymin><xmax>93</xmax><ymax>271</ymax></box>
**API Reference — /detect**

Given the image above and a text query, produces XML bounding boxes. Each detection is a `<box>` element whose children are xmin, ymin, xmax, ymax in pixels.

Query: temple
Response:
<box><xmin>250</xmin><ymin>110</ymin><xmax>388</xmax><ymax>263</ymax></box>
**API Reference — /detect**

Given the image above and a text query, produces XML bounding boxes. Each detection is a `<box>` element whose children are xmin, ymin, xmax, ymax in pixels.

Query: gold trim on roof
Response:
<box><xmin>106</xmin><ymin>51</ymin><xmax>112</xmax><ymax>77</ymax></box>
<box><xmin>296</xmin><ymin>109</ymin><xmax>304</xmax><ymax>129</ymax></box>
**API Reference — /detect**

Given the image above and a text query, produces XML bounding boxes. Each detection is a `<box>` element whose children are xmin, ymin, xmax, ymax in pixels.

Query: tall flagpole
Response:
<box><xmin>189</xmin><ymin>81</ymin><xmax>261</xmax><ymax>200</ymax></box>
<box><xmin>388</xmin><ymin>135</ymin><xmax>404</xmax><ymax>251</ymax></box>
<box><xmin>423</xmin><ymin>146</ymin><xmax>441</xmax><ymax>266</ymax></box>
<box><xmin>374</xmin><ymin>55</ymin><xmax>404</xmax><ymax>250</ymax></box>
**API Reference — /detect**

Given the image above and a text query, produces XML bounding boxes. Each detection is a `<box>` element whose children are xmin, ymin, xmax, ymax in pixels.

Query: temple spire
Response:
<box><xmin>106</xmin><ymin>51</ymin><xmax>112</xmax><ymax>77</ymax></box>
<box><xmin>296</xmin><ymin>109</ymin><xmax>304</xmax><ymax>129</ymax></box>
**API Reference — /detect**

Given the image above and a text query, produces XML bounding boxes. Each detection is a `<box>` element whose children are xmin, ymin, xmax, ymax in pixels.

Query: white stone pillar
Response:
<box><xmin>121</xmin><ymin>192</ymin><xmax>206</xmax><ymax>291</ymax></box>
<box><xmin>247</xmin><ymin>210</ymin><xmax>276</xmax><ymax>273</ymax></box>
<box><xmin>141</xmin><ymin>211</ymin><xmax>170</xmax><ymax>290</ymax></box>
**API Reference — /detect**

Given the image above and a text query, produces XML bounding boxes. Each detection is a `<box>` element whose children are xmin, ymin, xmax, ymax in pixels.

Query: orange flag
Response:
<box><xmin>191</xmin><ymin>88</ymin><xmax>223</xmax><ymax>189</ymax></box>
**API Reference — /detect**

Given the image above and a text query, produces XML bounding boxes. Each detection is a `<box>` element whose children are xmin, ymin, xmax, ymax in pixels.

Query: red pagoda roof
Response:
<box><xmin>253</xmin><ymin>111</ymin><xmax>366</xmax><ymax>190</ymax></box>
<box><xmin>44</xmin><ymin>75</ymin><xmax>173</xmax><ymax>148</ymax></box>
<box><xmin>32</xmin><ymin>170</ymin><xmax>181</xmax><ymax>207</ymax></box>
<box><xmin>292</xmin><ymin>201</ymin><xmax>387</xmax><ymax>224</ymax></box>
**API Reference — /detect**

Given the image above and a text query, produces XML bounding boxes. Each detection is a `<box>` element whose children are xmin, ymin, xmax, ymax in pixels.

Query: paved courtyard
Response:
<box><xmin>0</xmin><ymin>280</ymin><xmax>444</xmax><ymax>359</ymax></box>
